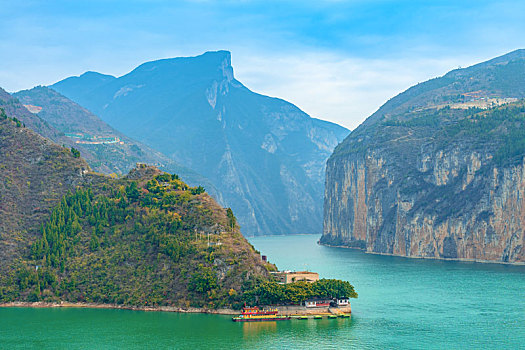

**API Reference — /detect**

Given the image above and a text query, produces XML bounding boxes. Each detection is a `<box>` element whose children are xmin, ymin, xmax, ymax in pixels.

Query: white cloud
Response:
<box><xmin>233</xmin><ymin>51</ymin><xmax>478</xmax><ymax>130</ymax></box>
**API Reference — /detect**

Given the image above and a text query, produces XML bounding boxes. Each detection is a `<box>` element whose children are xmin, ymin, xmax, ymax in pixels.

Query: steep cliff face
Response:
<box><xmin>322</xmin><ymin>50</ymin><xmax>525</xmax><ymax>263</ymax></box>
<box><xmin>51</xmin><ymin>51</ymin><xmax>348</xmax><ymax>235</ymax></box>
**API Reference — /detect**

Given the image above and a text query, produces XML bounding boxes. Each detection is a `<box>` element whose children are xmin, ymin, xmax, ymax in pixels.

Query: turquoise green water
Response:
<box><xmin>1</xmin><ymin>234</ymin><xmax>524</xmax><ymax>349</ymax></box>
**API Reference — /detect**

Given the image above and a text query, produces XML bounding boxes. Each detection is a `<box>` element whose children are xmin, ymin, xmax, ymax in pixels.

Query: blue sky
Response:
<box><xmin>1</xmin><ymin>0</ymin><xmax>524</xmax><ymax>128</ymax></box>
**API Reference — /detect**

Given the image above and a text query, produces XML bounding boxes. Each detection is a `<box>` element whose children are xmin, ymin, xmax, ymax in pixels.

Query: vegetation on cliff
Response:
<box><xmin>334</xmin><ymin>103</ymin><xmax>525</xmax><ymax>166</ymax></box>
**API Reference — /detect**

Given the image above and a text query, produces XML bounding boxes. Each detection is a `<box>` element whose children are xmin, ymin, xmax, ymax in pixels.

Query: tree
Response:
<box><xmin>226</xmin><ymin>208</ymin><xmax>236</xmax><ymax>231</ymax></box>
<box><xmin>126</xmin><ymin>182</ymin><xmax>140</xmax><ymax>201</ymax></box>
<box><xmin>70</xmin><ymin>147</ymin><xmax>81</xmax><ymax>158</ymax></box>
<box><xmin>189</xmin><ymin>264</ymin><xmax>218</xmax><ymax>294</ymax></box>
<box><xmin>190</xmin><ymin>186</ymin><xmax>205</xmax><ymax>195</ymax></box>
<box><xmin>313</xmin><ymin>279</ymin><xmax>358</xmax><ymax>299</ymax></box>
<box><xmin>89</xmin><ymin>233</ymin><xmax>99</xmax><ymax>251</ymax></box>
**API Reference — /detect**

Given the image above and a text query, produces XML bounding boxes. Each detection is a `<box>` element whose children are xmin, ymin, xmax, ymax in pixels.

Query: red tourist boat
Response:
<box><xmin>232</xmin><ymin>306</ymin><xmax>291</xmax><ymax>322</ymax></box>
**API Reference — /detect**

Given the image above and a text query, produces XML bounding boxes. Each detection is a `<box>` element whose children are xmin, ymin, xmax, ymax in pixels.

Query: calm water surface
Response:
<box><xmin>1</xmin><ymin>234</ymin><xmax>524</xmax><ymax>349</ymax></box>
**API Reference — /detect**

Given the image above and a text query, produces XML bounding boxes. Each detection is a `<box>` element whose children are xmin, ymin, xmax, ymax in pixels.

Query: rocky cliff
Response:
<box><xmin>321</xmin><ymin>50</ymin><xmax>525</xmax><ymax>263</ymax></box>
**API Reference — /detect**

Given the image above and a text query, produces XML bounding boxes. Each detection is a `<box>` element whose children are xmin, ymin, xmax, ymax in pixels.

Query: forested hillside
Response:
<box><xmin>1</xmin><ymin>86</ymin><xmax>356</xmax><ymax>309</ymax></box>
<box><xmin>0</xmin><ymin>107</ymin><xmax>93</xmax><ymax>273</ymax></box>
<box><xmin>0</xmin><ymin>102</ymin><xmax>273</xmax><ymax>308</ymax></box>
<box><xmin>0</xmin><ymin>164</ymin><xmax>274</xmax><ymax>308</ymax></box>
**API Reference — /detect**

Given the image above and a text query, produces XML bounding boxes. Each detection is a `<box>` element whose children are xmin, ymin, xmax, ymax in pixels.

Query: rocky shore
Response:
<box><xmin>0</xmin><ymin>302</ymin><xmax>239</xmax><ymax>315</ymax></box>
<box><xmin>0</xmin><ymin>301</ymin><xmax>352</xmax><ymax>316</ymax></box>
<box><xmin>319</xmin><ymin>241</ymin><xmax>525</xmax><ymax>265</ymax></box>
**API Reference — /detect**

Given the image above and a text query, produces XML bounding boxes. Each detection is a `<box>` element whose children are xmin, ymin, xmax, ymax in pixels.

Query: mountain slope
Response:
<box><xmin>51</xmin><ymin>51</ymin><xmax>349</xmax><ymax>235</ymax></box>
<box><xmin>360</xmin><ymin>49</ymin><xmax>525</xmax><ymax>128</ymax></box>
<box><xmin>13</xmin><ymin>86</ymin><xmax>221</xmax><ymax>201</ymax></box>
<box><xmin>0</xmin><ymin>102</ymin><xmax>93</xmax><ymax>272</ymax></box>
<box><xmin>321</xmin><ymin>50</ymin><xmax>525</xmax><ymax>263</ymax></box>
<box><xmin>0</xmin><ymin>99</ymin><xmax>274</xmax><ymax>307</ymax></box>
<box><xmin>0</xmin><ymin>88</ymin><xmax>69</xmax><ymax>145</ymax></box>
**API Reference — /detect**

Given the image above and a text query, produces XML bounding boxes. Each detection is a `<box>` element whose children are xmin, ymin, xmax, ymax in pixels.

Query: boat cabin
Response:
<box><xmin>241</xmin><ymin>306</ymin><xmax>278</xmax><ymax>316</ymax></box>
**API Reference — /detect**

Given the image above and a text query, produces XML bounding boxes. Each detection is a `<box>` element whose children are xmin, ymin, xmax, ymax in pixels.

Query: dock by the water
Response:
<box><xmin>273</xmin><ymin>304</ymin><xmax>351</xmax><ymax>316</ymax></box>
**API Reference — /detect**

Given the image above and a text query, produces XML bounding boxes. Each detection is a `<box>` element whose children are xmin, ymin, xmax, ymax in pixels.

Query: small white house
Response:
<box><xmin>337</xmin><ymin>298</ymin><xmax>349</xmax><ymax>306</ymax></box>
<box><xmin>305</xmin><ymin>300</ymin><xmax>317</xmax><ymax>308</ymax></box>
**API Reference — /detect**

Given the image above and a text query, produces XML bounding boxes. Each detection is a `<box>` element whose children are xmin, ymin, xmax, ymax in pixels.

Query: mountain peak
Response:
<box><xmin>494</xmin><ymin>48</ymin><xmax>525</xmax><ymax>61</ymax></box>
<box><xmin>452</xmin><ymin>48</ymin><xmax>525</xmax><ymax>74</ymax></box>
<box><xmin>202</xmin><ymin>50</ymin><xmax>233</xmax><ymax>81</ymax></box>
<box><xmin>201</xmin><ymin>50</ymin><xmax>231</xmax><ymax>60</ymax></box>
<box><xmin>49</xmin><ymin>50</ymin><xmax>349</xmax><ymax>235</ymax></box>
<box><xmin>79</xmin><ymin>71</ymin><xmax>116</xmax><ymax>80</ymax></box>
<box><xmin>130</xmin><ymin>50</ymin><xmax>234</xmax><ymax>82</ymax></box>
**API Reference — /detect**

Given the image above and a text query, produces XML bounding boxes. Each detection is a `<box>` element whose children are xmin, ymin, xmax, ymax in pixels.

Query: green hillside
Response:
<box><xmin>0</xmin><ymin>107</ymin><xmax>93</xmax><ymax>272</ymax></box>
<box><xmin>1</xmin><ymin>104</ymin><xmax>356</xmax><ymax>308</ymax></box>
<box><xmin>0</xmin><ymin>164</ymin><xmax>274</xmax><ymax>308</ymax></box>
<box><xmin>0</xmin><ymin>102</ymin><xmax>278</xmax><ymax>308</ymax></box>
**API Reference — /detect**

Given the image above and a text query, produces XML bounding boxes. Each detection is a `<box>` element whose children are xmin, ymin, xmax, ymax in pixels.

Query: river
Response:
<box><xmin>1</xmin><ymin>234</ymin><xmax>523</xmax><ymax>349</ymax></box>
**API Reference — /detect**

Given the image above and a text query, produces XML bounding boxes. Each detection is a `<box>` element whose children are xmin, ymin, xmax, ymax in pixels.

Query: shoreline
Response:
<box><xmin>319</xmin><ymin>242</ymin><xmax>525</xmax><ymax>266</ymax></box>
<box><xmin>0</xmin><ymin>301</ymin><xmax>239</xmax><ymax>315</ymax></box>
<box><xmin>0</xmin><ymin>302</ymin><xmax>352</xmax><ymax>316</ymax></box>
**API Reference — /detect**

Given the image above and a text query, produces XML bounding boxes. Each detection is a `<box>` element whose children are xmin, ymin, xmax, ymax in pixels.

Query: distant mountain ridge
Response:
<box><xmin>52</xmin><ymin>71</ymin><xmax>116</xmax><ymax>106</ymax></box>
<box><xmin>322</xmin><ymin>49</ymin><xmax>525</xmax><ymax>263</ymax></box>
<box><xmin>52</xmin><ymin>50</ymin><xmax>349</xmax><ymax>235</ymax></box>
<box><xmin>0</xmin><ymin>88</ymin><xmax>69</xmax><ymax>145</ymax></box>
<box><xmin>361</xmin><ymin>48</ymin><xmax>525</xmax><ymax>128</ymax></box>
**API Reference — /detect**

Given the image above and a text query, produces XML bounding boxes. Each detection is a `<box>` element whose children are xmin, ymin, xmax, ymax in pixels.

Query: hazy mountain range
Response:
<box><xmin>51</xmin><ymin>51</ymin><xmax>348</xmax><ymax>235</ymax></box>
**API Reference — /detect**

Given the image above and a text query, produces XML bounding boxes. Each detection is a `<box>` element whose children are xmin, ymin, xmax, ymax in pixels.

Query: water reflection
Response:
<box><xmin>241</xmin><ymin>316</ymin><xmax>354</xmax><ymax>339</ymax></box>
<box><xmin>242</xmin><ymin>321</ymin><xmax>277</xmax><ymax>337</ymax></box>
